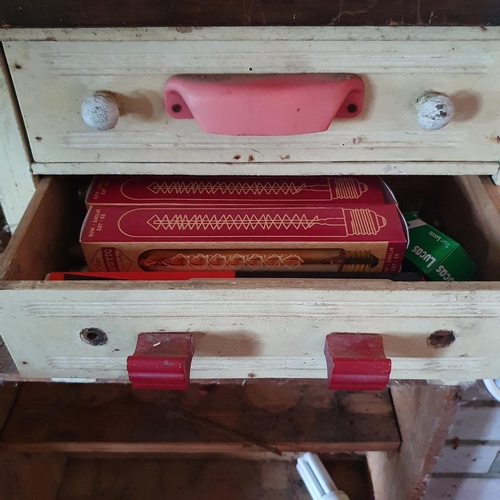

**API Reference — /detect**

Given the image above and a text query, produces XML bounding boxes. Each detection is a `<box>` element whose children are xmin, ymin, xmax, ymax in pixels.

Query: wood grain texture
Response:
<box><xmin>4</xmin><ymin>26</ymin><xmax>500</xmax><ymax>43</ymax></box>
<box><xmin>55</xmin><ymin>457</ymin><xmax>372</xmax><ymax>500</ymax></box>
<box><xmin>0</xmin><ymin>177</ymin><xmax>73</xmax><ymax>281</ymax></box>
<box><xmin>0</xmin><ymin>453</ymin><xmax>66</xmax><ymax>500</ymax></box>
<box><xmin>0</xmin><ymin>382</ymin><xmax>400</xmax><ymax>453</ymax></box>
<box><xmin>0</xmin><ymin>0</ymin><xmax>498</xmax><ymax>28</ymax></box>
<box><xmin>0</xmin><ymin>47</ymin><xmax>34</xmax><ymax>230</ymax></box>
<box><xmin>2</xmin><ymin>176</ymin><xmax>500</xmax><ymax>382</ymax></box>
<box><xmin>32</xmin><ymin>161</ymin><xmax>500</xmax><ymax>177</ymax></box>
<box><xmin>0</xmin><ymin>382</ymin><xmax>19</xmax><ymax>432</ymax></box>
<box><xmin>5</xmin><ymin>33</ymin><xmax>500</xmax><ymax>165</ymax></box>
<box><xmin>368</xmin><ymin>383</ymin><xmax>458</xmax><ymax>500</ymax></box>
<box><xmin>4</xmin><ymin>280</ymin><xmax>500</xmax><ymax>382</ymax></box>
<box><xmin>442</xmin><ymin>177</ymin><xmax>500</xmax><ymax>282</ymax></box>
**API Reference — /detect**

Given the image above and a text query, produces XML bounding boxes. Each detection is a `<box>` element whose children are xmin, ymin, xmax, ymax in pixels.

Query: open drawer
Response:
<box><xmin>1</xmin><ymin>175</ymin><xmax>500</xmax><ymax>383</ymax></box>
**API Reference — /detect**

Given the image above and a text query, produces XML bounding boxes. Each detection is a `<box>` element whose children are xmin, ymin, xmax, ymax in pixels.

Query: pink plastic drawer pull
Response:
<box><xmin>164</xmin><ymin>74</ymin><xmax>364</xmax><ymax>136</ymax></box>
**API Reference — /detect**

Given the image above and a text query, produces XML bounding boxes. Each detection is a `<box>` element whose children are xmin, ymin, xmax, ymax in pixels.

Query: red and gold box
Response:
<box><xmin>86</xmin><ymin>175</ymin><xmax>388</xmax><ymax>207</ymax></box>
<box><xmin>80</xmin><ymin>204</ymin><xmax>407</xmax><ymax>273</ymax></box>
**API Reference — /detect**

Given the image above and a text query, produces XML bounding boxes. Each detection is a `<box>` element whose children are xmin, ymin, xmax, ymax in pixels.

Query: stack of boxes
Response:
<box><xmin>80</xmin><ymin>175</ymin><xmax>407</xmax><ymax>275</ymax></box>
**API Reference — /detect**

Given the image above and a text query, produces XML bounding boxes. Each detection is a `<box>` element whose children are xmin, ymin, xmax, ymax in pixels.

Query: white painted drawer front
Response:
<box><xmin>4</xmin><ymin>36</ymin><xmax>500</xmax><ymax>164</ymax></box>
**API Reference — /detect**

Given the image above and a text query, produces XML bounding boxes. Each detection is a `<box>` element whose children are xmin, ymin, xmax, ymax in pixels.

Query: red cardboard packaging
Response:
<box><xmin>80</xmin><ymin>204</ymin><xmax>407</xmax><ymax>273</ymax></box>
<box><xmin>86</xmin><ymin>175</ymin><xmax>388</xmax><ymax>207</ymax></box>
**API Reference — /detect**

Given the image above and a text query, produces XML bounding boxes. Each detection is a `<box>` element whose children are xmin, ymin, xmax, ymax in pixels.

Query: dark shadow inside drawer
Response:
<box><xmin>1</xmin><ymin>175</ymin><xmax>499</xmax><ymax>282</ymax></box>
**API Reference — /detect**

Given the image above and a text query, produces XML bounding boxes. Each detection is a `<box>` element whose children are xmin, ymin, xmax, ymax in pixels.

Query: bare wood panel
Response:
<box><xmin>0</xmin><ymin>382</ymin><xmax>20</xmax><ymax>431</ymax></box>
<box><xmin>5</xmin><ymin>32</ymin><xmax>500</xmax><ymax>164</ymax></box>
<box><xmin>0</xmin><ymin>453</ymin><xmax>66</xmax><ymax>500</ymax></box>
<box><xmin>0</xmin><ymin>177</ymin><xmax>73</xmax><ymax>281</ymax></box>
<box><xmin>0</xmin><ymin>382</ymin><xmax>400</xmax><ymax>453</ymax></box>
<box><xmin>55</xmin><ymin>457</ymin><xmax>372</xmax><ymax>500</ymax></box>
<box><xmin>1</xmin><ymin>0</ymin><xmax>498</xmax><ymax>28</ymax></box>
<box><xmin>368</xmin><ymin>383</ymin><xmax>458</xmax><ymax>500</ymax></box>
<box><xmin>441</xmin><ymin>177</ymin><xmax>500</xmax><ymax>281</ymax></box>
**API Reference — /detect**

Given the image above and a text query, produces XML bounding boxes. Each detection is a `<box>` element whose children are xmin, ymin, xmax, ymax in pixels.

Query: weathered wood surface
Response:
<box><xmin>0</xmin><ymin>452</ymin><xmax>66</xmax><ymax>500</ymax></box>
<box><xmin>0</xmin><ymin>176</ymin><xmax>73</xmax><ymax>281</ymax></box>
<box><xmin>5</xmin><ymin>33</ymin><xmax>500</xmax><ymax>164</ymax></box>
<box><xmin>1</xmin><ymin>0</ymin><xmax>499</xmax><ymax>28</ymax></box>
<box><xmin>1</xmin><ymin>176</ymin><xmax>500</xmax><ymax>381</ymax></box>
<box><xmin>31</xmin><ymin>161</ymin><xmax>500</xmax><ymax>178</ymax></box>
<box><xmin>4</xmin><ymin>279</ymin><xmax>500</xmax><ymax>382</ymax></box>
<box><xmin>0</xmin><ymin>381</ymin><xmax>400</xmax><ymax>453</ymax></box>
<box><xmin>0</xmin><ymin>382</ymin><xmax>19</xmax><ymax>432</ymax></box>
<box><xmin>0</xmin><ymin>48</ymin><xmax>34</xmax><ymax>230</ymax></box>
<box><xmin>368</xmin><ymin>383</ymin><xmax>458</xmax><ymax>500</ymax></box>
<box><xmin>55</xmin><ymin>456</ymin><xmax>373</xmax><ymax>500</ymax></box>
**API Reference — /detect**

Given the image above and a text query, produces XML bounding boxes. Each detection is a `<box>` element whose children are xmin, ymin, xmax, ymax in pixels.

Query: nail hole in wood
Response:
<box><xmin>427</xmin><ymin>330</ymin><xmax>456</xmax><ymax>348</ymax></box>
<box><xmin>80</xmin><ymin>327</ymin><xmax>108</xmax><ymax>346</ymax></box>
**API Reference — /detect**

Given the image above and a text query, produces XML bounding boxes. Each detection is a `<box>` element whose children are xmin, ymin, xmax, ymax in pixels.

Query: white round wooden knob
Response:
<box><xmin>81</xmin><ymin>94</ymin><xmax>120</xmax><ymax>131</ymax></box>
<box><xmin>416</xmin><ymin>92</ymin><xmax>454</xmax><ymax>130</ymax></box>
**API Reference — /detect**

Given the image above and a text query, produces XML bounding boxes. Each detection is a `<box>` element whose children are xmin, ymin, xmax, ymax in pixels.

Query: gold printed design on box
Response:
<box><xmin>146</xmin><ymin>213</ymin><xmax>322</xmax><ymax>232</ymax></box>
<box><xmin>143</xmin><ymin>209</ymin><xmax>386</xmax><ymax>236</ymax></box>
<box><xmin>136</xmin><ymin>248</ymin><xmax>380</xmax><ymax>272</ymax></box>
<box><xmin>147</xmin><ymin>180</ymin><xmax>313</xmax><ymax>196</ymax></box>
<box><xmin>144</xmin><ymin>177</ymin><xmax>367</xmax><ymax>200</ymax></box>
<box><xmin>331</xmin><ymin>177</ymin><xmax>368</xmax><ymax>199</ymax></box>
<box><xmin>154</xmin><ymin>252</ymin><xmax>305</xmax><ymax>270</ymax></box>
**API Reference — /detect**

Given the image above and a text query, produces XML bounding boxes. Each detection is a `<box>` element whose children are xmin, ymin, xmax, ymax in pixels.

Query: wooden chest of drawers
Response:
<box><xmin>1</xmin><ymin>6</ymin><xmax>499</xmax><ymax>498</ymax></box>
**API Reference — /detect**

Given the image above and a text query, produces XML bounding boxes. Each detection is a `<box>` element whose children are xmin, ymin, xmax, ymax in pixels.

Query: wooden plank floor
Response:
<box><xmin>0</xmin><ymin>381</ymin><xmax>400</xmax><ymax>454</ymax></box>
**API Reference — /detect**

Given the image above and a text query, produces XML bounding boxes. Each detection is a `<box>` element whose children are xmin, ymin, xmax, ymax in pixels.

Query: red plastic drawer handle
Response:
<box><xmin>127</xmin><ymin>333</ymin><xmax>194</xmax><ymax>390</ymax></box>
<box><xmin>164</xmin><ymin>74</ymin><xmax>364</xmax><ymax>136</ymax></box>
<box><xmin>324</xmin><ymin>333</ymin><xmax>391</xmax><ymax>391</ymax></box>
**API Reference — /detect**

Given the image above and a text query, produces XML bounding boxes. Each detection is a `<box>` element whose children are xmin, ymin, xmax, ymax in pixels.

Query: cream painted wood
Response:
<box><xmin>0</xmin><ymin>50</ymin><xmax>34</xmax><ymax>230</ymax></box>
<box><xmin>3</xmin><ymin>34</ymin><xmax>500</xmax><ymax>166</ymax></box>
<box><xmin>0</xmin><ymin>280</ymin><xmax>499</xmax><ymax>383</ymax></box>
<box><xmin>2</xmin><ymin>27</ymin><xmax>500</xmax><ymax>43</ymax></box>
<box><xmin>33</xmin><ymin>161</ymin><xmax>500</xmax><ymax>177</ymax></box>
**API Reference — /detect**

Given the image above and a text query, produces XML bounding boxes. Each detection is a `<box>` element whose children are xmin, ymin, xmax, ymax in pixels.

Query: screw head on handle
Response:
<box><xmin>416</xmin><ymin>92</ymin><xmax>455</xmax><ymax>130</ymax></box>
<box><xmin>81</xmin><ymin>93</ymin><xmax>120</xmax><ymax>131</ymax></box>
